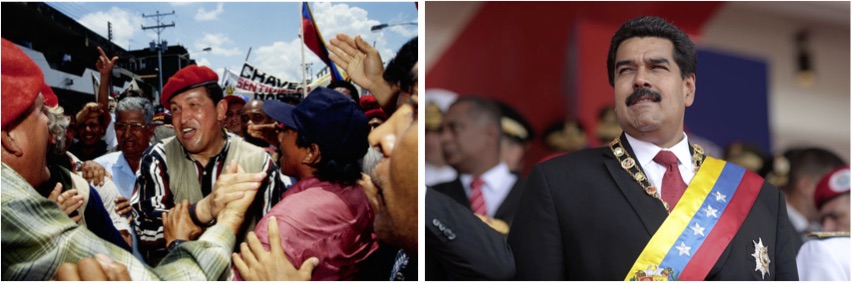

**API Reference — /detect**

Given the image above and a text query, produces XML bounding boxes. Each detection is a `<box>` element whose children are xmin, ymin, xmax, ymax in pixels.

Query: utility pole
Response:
<box><xmin>142</xmin><ymin>10</ymin><xmax>175</xmax><ymax>97</ymax></box>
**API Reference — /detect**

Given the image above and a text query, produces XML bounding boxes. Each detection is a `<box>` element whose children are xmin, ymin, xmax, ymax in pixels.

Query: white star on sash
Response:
<box><xmin>704</xmin><ymin>205</ymin><xmax>719</xmax><ymax>218</ymax></box>
<box><xmin>714</xmin><ymin>191</ymin><xmax>726</xmax><ymax>202</ymax></box>
<box><xmin>676</xmin><ymin>242</ymin><xmax>692</xmax><ymax>256</ymax></box>
<box><xmin>690</xmin><ymin>222</ymin><xmax>706</xmax><ymax>236</ymax></box>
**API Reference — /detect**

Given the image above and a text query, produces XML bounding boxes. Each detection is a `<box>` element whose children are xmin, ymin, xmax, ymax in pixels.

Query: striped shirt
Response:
<box><xmin>1</xmin><ymin>162</ymin><xmax>236</xmax><ymax>280</ymax></box>
<box><xmin>131</xmin><ymin>134</ymin><xmax>293</xmax><ymax>265</ymax></box>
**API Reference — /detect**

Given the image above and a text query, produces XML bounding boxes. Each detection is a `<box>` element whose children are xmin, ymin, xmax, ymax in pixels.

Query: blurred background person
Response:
<box><xmin>425</xmin><ymin>89</ymin><xmax>458</xmax><ymax>187</ymax></box>
<box><xmin>796</xmin><ymin>166</ymin><xmax>850</xmax><ymax>280</ymax></box>
<box><xmin>223</xmin><ymin>95</ymin><xmax>246</xmax><ymax>137</ymax></box>
<box><xmin>496</xmin><ymin>101</ymin><xmax>535</xmax><ymax>174</ymax></box>
<box><xmin>783</xmin><ymin>147</ymin><xmax>846</xmax><ymax>243</ymax></box>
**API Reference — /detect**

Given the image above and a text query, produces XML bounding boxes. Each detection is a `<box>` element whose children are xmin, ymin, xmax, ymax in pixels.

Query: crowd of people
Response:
<box><xmin>425</xmin><ymin>16</ymin><xmax>849</xmax><ymax>280</ymax></box>
<box><xmin>1</xmin><ymin>31</ymin><xmax>420</xmax><ymax>281</ymax></box>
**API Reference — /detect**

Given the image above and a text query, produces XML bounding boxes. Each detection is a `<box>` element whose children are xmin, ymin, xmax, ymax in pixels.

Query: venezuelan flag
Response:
<box><xmin>625</xmin><ymin>157</ymin><xmax>764</xmax><ymax>280</ymax></box>
<box><xmin>301</xmin><ymin>2</ymin><xmax>345</xmax><ymax>82</ymax></box>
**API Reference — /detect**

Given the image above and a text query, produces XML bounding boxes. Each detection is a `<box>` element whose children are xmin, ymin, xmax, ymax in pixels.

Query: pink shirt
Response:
<box><xmin>234</xmin><ymin>177</ymin><xmax>378</xmax><ymax>280</ymax></box>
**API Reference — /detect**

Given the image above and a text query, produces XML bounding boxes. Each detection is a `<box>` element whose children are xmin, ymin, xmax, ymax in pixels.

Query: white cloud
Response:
<box><xmin>253</xmin><ymin>39</ymin><xmax>309</xmax><ymax>82</ymax></box>
<box><xmin>195</xmin><ymin>3</ymin><xmax>224</xmax><ymax>21</ymax></box>
<box><xmin>195</xmin><ymin>33</ymin><xmax>241</xmax><ymax>57</ymax></box>
<box><xmin>78</xmin><ymin>7</ymin><xmax>144</xmax><ymax>49</ymax></box>
<box><xmin>195</xmin><ymin>57</ymin><xmax>212</xmax><ymax>68</ymax></box>
<box><xmin>248</xmin><ymin>2</ymin><xmax>415</xmax><ymax>83</ymax></box>
<box><xmin>170</xmin><ymin>2</ymin><xmax>193</xmax><ymax>7</ymax></box>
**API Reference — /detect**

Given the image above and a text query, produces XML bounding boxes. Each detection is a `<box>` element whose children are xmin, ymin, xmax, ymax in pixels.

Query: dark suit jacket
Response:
<box><xmin>507</xmin><ymin>135</ymin><xmax>799</xmax><ymax>280</ymax></box>
<box><xmin>432</xmin><ymin>173</ymin><xmax>525</xmax><ymax>226</ymax></box>
<box><xmin>426</xmin><ymin>189</ymin><xmax>515</xmax><ymax>280</ymax></box>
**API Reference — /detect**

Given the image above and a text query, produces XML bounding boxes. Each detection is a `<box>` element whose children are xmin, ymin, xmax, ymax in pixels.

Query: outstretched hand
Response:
<box><xmin>96</xmin><ymin>47</ymin><xmax>119</xmax><ymax>77</ymax></box>
<box><xmin>328</xmin><ymin>34</ymin><xmax>396</xmax><ymax>102</ymax></box>
<box><xmin>232</xmin><ymin>216</ymin><xmax>318</xmax><ymax>281</ymax></box>
<box><xmin>49</xmin><ymin>183</ymin><xmax>84</xmax><ymax>223</ymax></box>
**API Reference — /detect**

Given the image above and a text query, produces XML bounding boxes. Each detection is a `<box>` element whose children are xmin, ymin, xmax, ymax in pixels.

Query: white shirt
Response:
<box><xmin>425</xmin><ymin>163</ymin><xmax>457</xmax><ymax>187</ymax></box>
<box><xmin>459</xmin><ymin>163</ymin><xmax>517</xmax><ymax>218</ymax></box>
<box><xmin>93</xmin><ymin>151</ymin><xmax>137</xmax><ymax>199</ymax></box>
<box><xmin>797</xmin><ymin>237</ymin><xmax>850</xmax><ymax>280</ymax></box>
<box><xmin>625</xmin><ymin>132</ymin><xmax>694</xmax><ymax>198</ymax></box>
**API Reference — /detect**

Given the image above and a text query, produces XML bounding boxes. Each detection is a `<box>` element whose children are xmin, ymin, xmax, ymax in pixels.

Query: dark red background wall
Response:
<box><xmin>427</xmin><ymin>2</ymin><xmax>723</xmax><ymax>174</ymax></box>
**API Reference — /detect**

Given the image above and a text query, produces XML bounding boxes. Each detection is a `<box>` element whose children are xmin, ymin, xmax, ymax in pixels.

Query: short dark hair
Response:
<box><xmin>204</xmin><ymin>83</ymin><xmax>224</xmax><ymax>105</ymax></box>
<box><xmin>785</xmin><ymin>148</ymin><xmax>846</xmax><ymax>192</ymax></box>
<box><xmin>383</xmin><ymin>37</ymin><xmax>417</xmax><ymax>87</ymax></box>
<box><xmin>295</xmin><ymin>130</ymin><xmax>364</xmax><ymax>186</ymax></box>
<box><xmin>607</xmin><ymin>16</ymin><xmax>697</xmax><ymax>86</ymax></box>
<box><xmin>326</xmin><ymin>80</ymin><xmax>359</xmax><ymax>101</ymax></box>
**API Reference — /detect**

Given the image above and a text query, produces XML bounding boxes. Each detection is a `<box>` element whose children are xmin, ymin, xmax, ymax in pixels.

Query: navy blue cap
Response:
<box><xmin>263</xmin><ymin>87</ymin><xmax>370</xmax><ymax>160</ymax></box>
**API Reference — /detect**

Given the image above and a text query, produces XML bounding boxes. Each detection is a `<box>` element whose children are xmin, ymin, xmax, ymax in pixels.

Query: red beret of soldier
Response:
<box><xmin>2</xmin><ymin>38</ymin><xmax>45</xmax><ymax>129</ymax></box>
<box><xmin>223</xmin><ymin>95</ymin><xmax>246</xmax><ymax>105</ymax></box>
<box><xmin>814</xmin><ymin>165</ymin><xmax>850</xmax><ymax>209</ymax></box>
<box><xmin>161</xmin><ymin>64</ymin><xmax>218</xmax><ymax>109</ymax></box>
<box><xmin>42</xmin><ymin>83</ymin><xmax>58</xmax><ymax>108</ymax></box>
<box><xmin>359</xmin><ymin>95</ymin><xmax>388</xmax><ymax>120</ymax></box>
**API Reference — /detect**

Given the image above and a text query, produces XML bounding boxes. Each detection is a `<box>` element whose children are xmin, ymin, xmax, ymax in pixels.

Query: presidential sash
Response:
<box><xmin>625</xmin><ymin>157</ymin><xmax>764</xmax><ymax>281</ymax></box>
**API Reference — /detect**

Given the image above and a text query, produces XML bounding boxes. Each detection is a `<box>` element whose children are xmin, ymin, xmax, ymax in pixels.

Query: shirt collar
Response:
<box><xmin>625</xmin><ymin>132</ymin><xmax>692</xmax><ymax>168</ymax></box>
<box><xmin>180</xmin><ymin>130</ymin><xmax>232</xmax><ymax>162</ymax></box>
<box><xmin>460</xmin><ymin>162</ymin><xmax>512</xmax><ymax>191</ymax></box>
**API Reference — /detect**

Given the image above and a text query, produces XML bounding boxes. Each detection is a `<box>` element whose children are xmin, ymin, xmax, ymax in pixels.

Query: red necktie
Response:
<box><xmin>469</xmin><ymin>177</ymin><xmax>487</xmax><ymax>215</ymax></box>
<box><xmin>654</xmin><ymin>151</ymin><xmax>687</xmax><ymax>211</ymax></box>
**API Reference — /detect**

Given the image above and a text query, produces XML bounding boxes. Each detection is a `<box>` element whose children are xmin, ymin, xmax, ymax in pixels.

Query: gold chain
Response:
<box><xmin>609</xmin><ymin>137</ymin><xmax>705</xmax><ymax>212</ymax></box>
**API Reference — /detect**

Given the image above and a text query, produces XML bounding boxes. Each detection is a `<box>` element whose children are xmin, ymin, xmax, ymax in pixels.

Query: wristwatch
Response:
<box><xmin>74</xmin><ymin>160</ymin><xmax>84</xmax><ymax>172</ymax></box>
<box><xmin>167</xmin><ymin>239</ymin><xmax>187</xmax><ymax>251</ymax></box>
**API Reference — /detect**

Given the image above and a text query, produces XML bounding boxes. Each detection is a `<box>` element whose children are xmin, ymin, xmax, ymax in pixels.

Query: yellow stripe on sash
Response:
<box><xmin>624</xmin><ymin>157</ymin><xmax>726</xmax><ymax>281</ymax></box>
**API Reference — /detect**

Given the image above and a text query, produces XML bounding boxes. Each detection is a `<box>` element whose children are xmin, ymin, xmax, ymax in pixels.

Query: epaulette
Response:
<box><xmin>807</xmin><ymin>231</ymin><xmax>851</xmax><ymax>239</ymax></box>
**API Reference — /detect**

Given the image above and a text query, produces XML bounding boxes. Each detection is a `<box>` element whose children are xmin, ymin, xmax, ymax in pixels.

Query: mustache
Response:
<box><xmin>625</xmin><ymin>88</ymin><xmax>662</xmax><ymax>106</ymax></box>
<box><xmin>362</xmin><ymin>146</ymin><xmax>384</xmax><ymax>176</ymax></box>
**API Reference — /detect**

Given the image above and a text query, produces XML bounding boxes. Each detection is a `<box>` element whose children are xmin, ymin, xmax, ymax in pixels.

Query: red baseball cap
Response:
<box><xmin>2</xmin><ymin>38</ymin><xmax>44</xmax><ymax>129</ymax></box>
<box><xmin>814</xmin><ymin>165</ymin><xmax>850</xmax><ymax>209</ymax></box>
<box><xmin>161</xmin><ymin>65</ymin><xmax>218</xmax><ymax>108</ymax></box>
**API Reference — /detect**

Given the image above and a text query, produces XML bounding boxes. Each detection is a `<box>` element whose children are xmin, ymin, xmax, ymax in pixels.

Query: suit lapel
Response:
<box><xmin>605</xmin><ymin>133</ymin><xmax>668</xmax><ymax>236</ymax></box>
<box><xmin>494</xmin><ymin>174</ymin><xmax>524</xmax><ymax>222</ymax></box>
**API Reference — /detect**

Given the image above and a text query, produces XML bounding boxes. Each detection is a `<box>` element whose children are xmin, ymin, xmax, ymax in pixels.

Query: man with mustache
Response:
<box><xmin>508</xmin><ymin>16</ymin><xmax>798</xmax><ymax>280</ymax></box>
<box><xmin>131</xmin><ymin>65</ymin><xmax>292</xmax><ymax>266</ymax></box>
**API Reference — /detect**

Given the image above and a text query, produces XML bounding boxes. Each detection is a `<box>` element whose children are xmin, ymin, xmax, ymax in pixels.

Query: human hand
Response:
<box><xmin>247</xmin><ymin>122</ymin><xmax>278</xmax><ymax>146</ymax></box>
<box><xmin>163</xmin><ymin>200</ymin><xmax>203</xmax><ymax>248</ymax></box>
<box><xmin>96</xmin><ymin>47</ymin><xmax>119</xmax><ymax>78</ymax></box>
<box><xmin>55</xmin><ymin>253</ymin><xmax>131</xmax><ymax>281</ymax></box>
<box><xmin>198</xmin><ymin>160</ymin><xmax>265</xmax><ymax>233</ymax></box>
<box><xmin>49</xmin><ymin>184</ymin><xmax>84</xmax><ymax>223</ymax></box>
<box><xmin>79</xmin><ymin>160</ymin><xmax>111</xmax><ymax>186</ymax></box>
<box><xmin>114</xmin><ymin>197</ymin><xmax>131</xmax><ymax>216</ymax></box>
<box><xmin>329</xmin><ymin>34</ymin><xmax>391</xmax><ymax>93</ymax></box>
<box><xmin>357</xmin><ymin>173</ymin><xmax>382</xmax><ymax>213</ymax></box>
<box><xmin>475</xmin><ymin>214</ymin><xmax>510</xmax><ymax>235</ymax></box>
<box><xmin>232</xmin><ymin>216</ymin><xmax>318</xmax><ymax>281</ymax></box>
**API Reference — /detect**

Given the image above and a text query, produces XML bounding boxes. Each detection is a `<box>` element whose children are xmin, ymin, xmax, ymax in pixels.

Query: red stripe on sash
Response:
<box><xmin>678</xmin><ymin>170</ymin><xmax>764</xmax><ymax>280</ymax></box>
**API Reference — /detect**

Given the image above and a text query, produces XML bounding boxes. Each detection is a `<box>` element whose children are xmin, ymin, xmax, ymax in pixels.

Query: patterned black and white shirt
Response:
<box><xmin>131</xmin><ymin>133</ymin><xmax>293</xmax><ymax>265</ymax></box>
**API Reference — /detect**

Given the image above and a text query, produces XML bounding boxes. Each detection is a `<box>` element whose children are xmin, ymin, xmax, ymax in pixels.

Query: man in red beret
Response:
<box><xmin>223</xmin><ymin>95</ymin><xmax>246</xmax><ymax>137</ymax></box>
<box><xmin>132</xmin><ymin>64</ymin><xmax>292</xmax><ymax>266</ymax></box>
<box><xmin>796</xmin><ymin>166</ymin><xmax>850</xmax><ymax>280</ymax></box>
<box><xmin>1</xmin><ymin>38</ymin><xmax>261</xmax><ymax>280</ymax></box>
<box><xmin>359</xmin><ymin>95</ymin><xmax>388</xmax><ymax>132</ymax></box>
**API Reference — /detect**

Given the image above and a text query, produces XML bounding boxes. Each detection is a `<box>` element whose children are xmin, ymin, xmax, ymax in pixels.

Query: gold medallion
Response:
<box><xmin>614</xmin><ymin>147</ymin><xmax>625</xmax><ymax>157</ymax></box>
<box><xmin>622</xmin><ymin>158</ymin><xmax>636</xmax><ymax>169</ymax></box>
<box><xmin>634</xmin><ymin>172</ymin><xmax>646</xmax><ymax>182</ymax></box>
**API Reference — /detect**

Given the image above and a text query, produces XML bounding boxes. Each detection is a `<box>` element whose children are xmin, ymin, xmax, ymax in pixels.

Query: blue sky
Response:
<box><xmin>46</xmin><ymin>2</ymin><xmax>418</xmax><ymax>82</ymax></box>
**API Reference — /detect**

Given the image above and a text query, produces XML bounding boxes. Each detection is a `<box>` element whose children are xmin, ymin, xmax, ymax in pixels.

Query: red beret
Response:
<box><xmin>814</xmin><ymin>165</ymin><xmax>850</xmax><ymax>209</ymax></box>
<box><xmin>42</xmin><ymin>83</ymin><xmax>58</xmax><ymax>108</ymax></box>
<box><xmin>359</xmin><ymin>95</ymin><xmax>387</xmax><ymax>120</ymax></box>
<box><xmin>2</xmin><ymin>38</ymin><xmax>44</xmax><ymax>129</ymax></box>
<box><xmin>161</xmin><ymin>64</ymin><xmax>218</xmax><ymax>109</ymax></box>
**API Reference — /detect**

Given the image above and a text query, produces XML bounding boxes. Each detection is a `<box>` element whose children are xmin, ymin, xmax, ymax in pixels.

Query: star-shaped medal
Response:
<box><xmin>714</xmin><ymin>191</ymin><xmax>726</xmax><ymax>202</ymax></box>
<box><xmin>751</xmin><ymin>238</ymin><xmax>771</xmax><ymax>279</ymax></box>
<box><xmin>690</xmin><ymin>222</ymin><xmax>706</xmax><ymax>236</ymax></box>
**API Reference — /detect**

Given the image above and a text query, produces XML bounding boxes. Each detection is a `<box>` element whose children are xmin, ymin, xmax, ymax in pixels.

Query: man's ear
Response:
<box><xmin>216</xmin><ymin>99</ymin><xmax>228</xmax><ymax>121</ymax></box>
<box><xmin>1</xmin><ymin>129</ymin><xmax>24</xmax><ymax>158</ymax></box>
<box><xmin>303</xmin><ymin>143</ymin><xmax>322</xmax><ymax>165</ymax></box>
<box><xmin>683</xmin><ymin>73</ymin><xmax>696</xmax><ymax>108</ymax></box>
